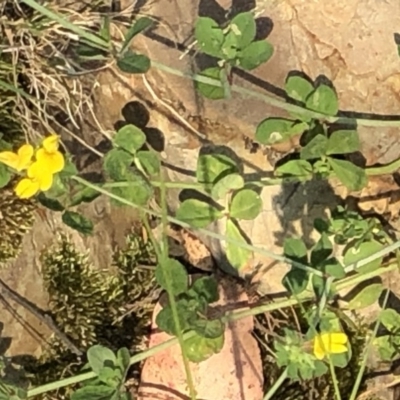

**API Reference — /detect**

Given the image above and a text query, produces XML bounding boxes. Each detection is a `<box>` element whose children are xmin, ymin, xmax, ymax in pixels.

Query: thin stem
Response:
<box><xmin>327</xmin><ymin>354</ymin><xmax>342</xmax><ymax>400</ymax></box>
<box><xmin>263</xmin><ymin>367</ymin><xmax>288</xmax><ymax>400</ymax></box>
<box><xmin>348</xmin><ymin>288</ymin><xmax>391</xmax><ymax>400</ymax></box>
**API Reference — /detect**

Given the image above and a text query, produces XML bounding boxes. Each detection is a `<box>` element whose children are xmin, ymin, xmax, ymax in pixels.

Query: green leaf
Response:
<box><xmin>87</xmin><ymin>345</ymin><xmax>116</xmax><ymax>375</ymax></box>
<box><xmin>330</xmin><ymin>342</ymin><xmax>352</xmax><ymax>368</ymax></box>
<box><xmin>343</xmin><ymin>240</ymin><xmax>383</xmax><ymax>273</ymax></box>
<box><xmin>211</xmin><ymin>173</ymin><xmax>244</xmax><ymax>200</ymax></box>
<box><xmin>195</xmin><ymin>17</ymin><xmax>224</xmax><ymax>57</ymax></box>
<box><xmin>229</xmin><ymin>188</ymin><xmax>262</xmax><ymax>220</ymax></box>
<box><xmin>98</xmin><ymin>367</ymin><xmax>122</xmax><ymax>388</ymax></box>
<box><xmin>347</xmin><ymin>283</ymin><xmax>383</xmax><ymax>310</ymax></box>
<box><xmin>319</xmin><ymin>258</ymin><xmax>345</xmax><ymax>279</ymax></box>
<box><xmin>117</xmin><ymin>50</ymin><xmax>150</xmax><ymax>74</ymax></box>
<box><xmin>196</xmin><ymin>154</ymin><xmax>237</xmax><ymax>184</ymax></box>
<box><xmin>176</xmin><ymin>199</ymin><xmax>222</xmax><ymax>228</ymax></box>
<box><xmin>282</xmin><ymin>268</ymin><xmax>309</xmax><ymax>295</ymax></box>
<box><xmin>136</xmin><ymin>150</ymin><xmax>160</xmax><ymax>176</ymax></box>
<box><xmin>275</xmin><ymin>159</ymin><xmax>313</xmax><ymax>177</ymax></box>
<box><xmin>156</xmin><ymin>299</ymin><xmax>196</xmax><ymax>335</ymax></box>
<box><xmin>121</xmin><ymin>17</ymin><xmax>153</xmax><ymax>54</ymax></box>
<box><xmin>285</xmin><ymin>75</ymin><xmax>314</xmax><ymax>103</ymax></box>
<box><xmin>237</xmin><ymin>40</ymin><xmax>273</xmax><ymax>70</ymax></box>
<box><xmin>305</xmin><ymin>84</ymin><xmax>338</xmax><ymax>116</ymax></box>
<box><xmin>196</xmin><ymin>67</ymin><xmax>225</xmax><ymax>99</ymax></box>
<box><xmin>310</xmin><ymin>233</ymin><xmax>332</xmax><ymax>266</ymax></box>
<box><xmin>0</xmin><ymin>163</ymin><xmax>11</xmax><ymax>188</ymax></box>
<box><xmin>37</xmin><ymin>193</ymin><xmax>65</xmax><ymax>211</ymax></box>
<box><xmin>71</xmin><ymin>385</ymin><xmax>115</xmax><ymax>400</ymax></box>
<box><xmin>116</xmin><ymin>348</ymin><xmax>131</xmax><ymax>372</ymax></box>
<box><xmin>59</xmin><ymin>157</ymin><xmax>78</xmax><ymax>178</ymax></box>
<box><xmin>190</xmin><ymin>276</ymin><xmax>219</xmax><ymax>303</ymax></box>
<box><xmin>69</xmin><ymin>187</ymin><xmax>101</xmax><ymax>207</ymax></box>
<box><xmin>225</xmin><ymin>219</ymin><xmax>252</xmax><ymax>269</ymax></box>
<box><xmin>185</xmin><ymin>331</ymin><xmax>224</xmax><ymax>362</ymax></box>
<box><xmin>114</xmin><ymin>124</ymin><xmax>146</xmax><ymax>154</ymax></box>
<box><xmin>374</xmin><ymin>335</ymin><xmax>397</xmax><ymax>361</ymax></box>
<box><xmin>284</xmin><ymin>237</ymin><xmax>308</xmax><ymax>263</ymax></box>
<box><xmin>191</xmin><ymin>318</ymin><xmax>225</xmax><ymax>339</ymax></box>
<box><xmin>312</xmin><ymin>274</ymin><xmax>327</xmax><ymax>298</ymax></box>
<box><xmin>62</xmin><ymin>211</ymin><xmax>93</xmax><ymax>235</ymax></box>
<box><xmin>45</xmin><ymin>174</ymin><xmax>68</xmax><ymax>198</ymax></box>
<box><xmin>221</xmin><ymin>31</ymin><xmax>239</xmax><ymax>60</ymax></box>
<box><xmin>255</xmin><ymin>118</ymin><xmax>307</xmax><ymax>145</ymax></box>
<box><xmin>326</xmin><ymin>130</ymin><xmax>360</xmax><ymax>155</ymax></box>
<box><xmin>328</xmin><ymin>158</ymin><xmax>367</xmax><ymax>191</ymax></box>
<box><xmin>109</xmin><ymin>177</ymin><xmax>153</xmax><ymax>207</ymax></box>
<box><xmin>380</xmin><ymin>309</ymin><xmax>400</xmax><ymax>331</ymax></box>
<box><xmin>155</xmin><ymin>258</ymin><xmax>188</xmax><ymax>296</ymax></box>
<box><xmin>229</xmin><ymin>12</ymin><xmax>256</xmax><ymax>49</ymax></box>
<box><xmin>300</xmin><ymin>134</ymin><xmax>328</xmax><ymax>159</ymax></box>
<box><xmin>103</xmin><ymin>149</ymin><xmax>134</xmax><ymax>180</ymax></box>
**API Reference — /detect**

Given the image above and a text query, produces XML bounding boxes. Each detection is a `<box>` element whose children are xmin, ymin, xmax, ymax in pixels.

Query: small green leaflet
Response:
<box><xmin>343</xmin><ymin>240</ymin><xmax>383</xmax><ymax>273</ymax></box>
<box><xmin>229</xmin><ymin>189</ymin><xmax>262</xmax><ymax>220</ymax></box>
<box><xmin>326</xmin><ymin>130</ymin><xmax>360</xmax><ymax>155</ymax></box>
<box><xmin>346</xmin><ymin>282</ymin><xmax>383</xmax><ymax>310</ymax></box>
<box><xmin>328</xmin><ymin>158</ymin><xmax>367</xmax><ymax>191</ymax></box>
<box><xmin>305</xmin><ymin>84</ymin><xmax>339</xmax><ymax>116</ymax></box>
<box><xmin>155</xmin><ymin>258</ymin><xmax>188</xmax><ymax>296</ymax></box>
<box><xmin>285</xmin><ymin>75</ymin><xmax>314</xmax><ymax>103</ymax></box>
<box><xmin>256</xmin><ymin>118</ymin><xmax>307</xmax><ymax>145</ymax></box>
<box><xmin>196</xmin><ymin>153</ymin><xmax>237</xmax><ymax>184</ymax></box>
<box><xmin>175</xmin><ymin>199</ymin><xmax>222</xmax><ymax>228</ymax></box>
<box><xmin>237</xmin><ymin>40</ymin><xmax>274</xmax><ymax>70</ymax></box>
<box><xmin>225</xmin><ymin>219</ymin><xmax>252</xmax><ymax>269</ymax></box>
<box><xmin>228</xmin><ymin>12</ymin><xmax>256</xmax><ymax>49</ymax></box>
<box><xmin>114</xmin><ymin>124</ymin><xmax>146</xmax><ymax>154</ymax></box>
<box><xmin>196</xmin><ymin>67</ymin><xmax>226</xmax><ymax>99</ymax></box>
<box><xmin>195</xmin><ymin>17</ymin><xmax>224</xmax><ymax>58</ymax></box>
<box><xmin>62</xmin><ymin>211</ymin><xmax>93</xmax><ymax>235</ymax></box>
<box><xmin>116</xmin><ymin>50</ymin><xmax>151</xmax><ymax>74</ymax></box>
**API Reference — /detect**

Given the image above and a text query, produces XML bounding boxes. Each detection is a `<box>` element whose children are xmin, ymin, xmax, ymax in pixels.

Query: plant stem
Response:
<box><xmin>327</xmin><ymin>355</ymin><xmax>342</xmax><ymax>400</ymax></box>
<box><xmin>263</xmin><ymin>367</ymin><xmax>288</xmax><ymax>400</ymax></box>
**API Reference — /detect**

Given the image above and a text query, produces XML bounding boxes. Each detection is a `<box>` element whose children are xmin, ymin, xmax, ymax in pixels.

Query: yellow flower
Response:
<box><xmin>0</xmin><ymin>144</ymin><xmax>34</xmax><ymax>171</ymax></box>
<box><xmin>313</xmin><ymin>332</ymin><xmax>349</xmax><ymax>360</ymax></box>
<box><xmin>36</xmin><ymin>134</ymin><xmax>65</xmax><ymax>174</ymax></box>
<box><xmin>15</xmin><ymin>160</ymin><xmax>53</xmax><ymax>199</ymax></box>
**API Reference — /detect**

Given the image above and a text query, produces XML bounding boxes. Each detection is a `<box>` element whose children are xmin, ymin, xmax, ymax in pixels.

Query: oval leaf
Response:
<box><xmin>103</xmin><ymin>149</ymin><xmax>134</xmax><ymax>180</ymax></box>
<box><xmin>237</xmin><ymin>40</ymin><xmax>273</xmax><ymax>70</ymax></box>
<box><xmin>196</xmin><ymin>67</ymin><xmax>225</xmax><ymax>99</ymax></box>
<box><xmin>176</xmin><ymin>199</ymin><xmax>222</xmax><ymax>228</ymax></box>
<box><xmin>114</xmin><ymin>124</ymin><xmax>146</xmax><ymax>154</ymax></box>
<box><xmin>229</xmin><ymin>189</ymin><xmax>262</xmax><ymax>220</ymax></box>
<box><xmin>185</xmin><ymin>331</ymin><xmax>224</xmax><ymax>363</ymax></box>
<box><xmin>305</xmin><ymin>84</ymin><xmax>338</xmax><ymax>116</ymax></box>
<box><xmin>380</xmin><ymin>309</ymin><xmax>400</xmax><ymax>331</ymax></box>
<box><xmin>327</xmin><ymin>130</ymin><xmax>360</xmax><ymax>155</ymax></box>
<box><xmin>256</xmin><ymin>118</ymin><xmax>307</xmax><ymax>145</ymax></box>
<box><xmin>117</xmin><ymin>50</ymin><xmax>150</xmax><ymax>74</ymax></box>
<box><xmin>195</xmin><ymin>17</ymin><xmax>224</xmax><ymax>57</ymax></box>
<box><xmin>285</xmin><ymin>75</ymin><xmax>314</xmax><ymax>103</ymax></box>
<box><xmin>62</xmin><ymin>211</ymin><xmax>93</xmax><ymax>235</ymax></box>
<box><xmin>196</xmin><ymin>153</ymin><xmax>237</xmax><ymax>184</ymax></box>
<box><xmin>87</xmin><ymin>345</ymin><xmax>116</xmax><ymax>375</ymax></box>
<box><xmin>0</xmin><ymin>163</ymin><xmax>11</xmax><ymax>189</ymax></box>
<box><xmin>225</xmin><ymin>219</ymin><xmax>252</xmax><ymax>269</ymax></box>
<box><xmin>155</xmin><ymin>258</ymin><xmax>188</xmax><ymax>296</ymax></box>
<box><xmin>275</xmin><ymin>159</ymin><xmax>312</xmax><ymax>177</ymax></box>
<box><xmin>343</xmin><ymin>240</ymin><xmax>383</xmax><ymax>273</ymax></box>
<box><xmin>136</xmin><ymin>150</ymin><xmax>160</xmax><ymax>176</ymax></box>
<box><xmin>211</xmin><ymin>173</ymin><xmax>244</xmax><ymax>200</ymax></box>
<box><xmin>300</xmin><ymin>134</ymin><xmax>328</xmax><ymax>159</ymax></box>
<box><xmin>328</xmin><ymin>158</ymin><xmax>367</xmax><ymax>191</ymax></box>
<box><xmin>347</xmin><ymin>283</ymin><xmax>383</xmax><ymax>310</ymax></box>
<box><xmin>229</xmin><ymin>12</ymin><xmax>256</xmax><ymax>49</ymax></box>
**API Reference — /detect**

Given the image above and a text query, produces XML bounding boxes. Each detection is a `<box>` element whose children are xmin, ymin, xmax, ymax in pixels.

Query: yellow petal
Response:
<box><xmin>330</xmin><ymin>332</ymin><xmax>348</xmax><ymax>346</ymax></box>
<box><xmin>27</xmin><ymin>161</ymin><xmax>43</xmax><ymax>179</ymax></box>
<box><xmin>38</xmin><ymin>170</ymin><xmax>53</xmax><ymax>191</ymax></box>
<box><xmin>15</xmin><ymin>178</ymin><xmax>39</xmax><ymax>199</ymax></box>
<box><xmin>313</xmin><ymin>336</ymin><xmax>327</xmax><ymax>360</ymax></box>
<box><xmin>0</xmin><ymin>151</ymin><xmax>19</xmax><ymax>170</ymax></box>
<box><xmin>36</xmin><ymin>149</ymin><xmax>65</xmax><ymax>173</ymax></box>
<box><xmin>42</xmin><ymin>134</ymin><xmax>60</xmax><ymax>153</ymax></box>
<box><xmin>330</xmin><ymin>342</ymin><xmax>348</xmax><ymax>355</ymax></box>
<box><xmin>17</xmin><ymin>144</ymin><xmax>34</xmax><ymax>170</ymax></box>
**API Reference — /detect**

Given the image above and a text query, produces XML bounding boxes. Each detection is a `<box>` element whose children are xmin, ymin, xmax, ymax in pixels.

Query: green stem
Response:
<box><xmin>327</xmin><ymin>355</ymin><xmax>342</xmax><ymax>400</ymax></box>
<box><xmin>263</xmin><ymin>367</ymin><xmax>288</xmax><ymax>400</ymax></box>
<box><xmin>348</xmin><ymin>288</ymin><xmax>391</xmax><ymax>400</ymax></box>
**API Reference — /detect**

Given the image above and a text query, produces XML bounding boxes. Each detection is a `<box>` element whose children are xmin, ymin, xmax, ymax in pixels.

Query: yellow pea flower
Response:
<box><xmin>15</xmin><ymin>160</ymin><xmax>53</xmax><ymax>199</ymax></box>
<box><xmin>36</xmin><ymin>134</ymin><xmax>65</xmax><ymax>174</ymax></box>
<box><xmin>0</xmin><ymin>144</ymin><xmax>34</xmax><ymax>171</ymax></box>
<box><xmin>313</xmin><ymin>332</ymin><xmax>349</xmax><ymax>360</ymax></box>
